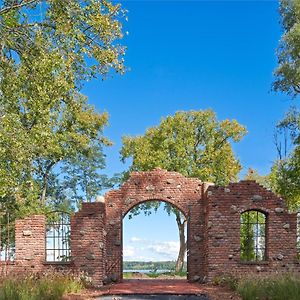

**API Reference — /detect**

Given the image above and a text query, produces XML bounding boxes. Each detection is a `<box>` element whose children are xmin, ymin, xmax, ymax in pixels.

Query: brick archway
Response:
<box><xmin>104</xmin><ymin>168</ymin><xmax>207</xmax><ymax>283</ymax></box>
<box><xmin>121</xmin><ymin>198</ymin><xmax>188</xmax><ymax>278</ymax></box>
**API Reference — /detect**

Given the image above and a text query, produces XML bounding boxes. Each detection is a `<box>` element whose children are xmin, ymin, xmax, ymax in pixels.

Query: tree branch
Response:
<box><xmin>40</xmin><ymin>159</ymin><xmax>60</xmax><ymax>204</ymax></box>
<box><xmin>0</xmin><ymin>0</ymin><xmax>40</xmax><ymax>15</ymax></box>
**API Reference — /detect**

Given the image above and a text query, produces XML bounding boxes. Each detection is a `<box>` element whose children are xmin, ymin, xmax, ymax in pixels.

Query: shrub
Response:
<box><xmin>212</xmin><ymin>274</ymin><xmax>238</xmax><ymax>291</ymax></box>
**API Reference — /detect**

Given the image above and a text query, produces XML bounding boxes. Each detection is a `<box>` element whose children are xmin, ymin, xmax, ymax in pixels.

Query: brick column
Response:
<box><xmin>15</xmin><ymin>215</ymin><xmax>46</xmax><ymax>271</ymax></box>
<box><xmin>71</xmin><ymin>202</ymin><xmax>106</xmax><ymax>287</ymax></box>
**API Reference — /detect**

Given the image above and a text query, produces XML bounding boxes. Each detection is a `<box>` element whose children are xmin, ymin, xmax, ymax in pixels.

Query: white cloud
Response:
<box><xmin>130</xmin><ymin>236</ymin><xmax>142</xmax><ymax>242</ymax></box>
<box><xmin>147</xmin><ymin>241</ymin><xmax>179</xmax><ymax>258</ymax></box>
<box><xmin>123</xmin><ymin>245</ymin><xmax>135</xmax><ymax>260</ymax></box>
<box><xmin>124</xmin><ymin>237</ymin><xmax>182</xmax><ymax>261</ymax></box>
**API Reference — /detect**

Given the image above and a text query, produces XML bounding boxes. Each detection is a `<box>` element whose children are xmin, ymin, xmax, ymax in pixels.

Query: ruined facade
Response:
<box><xmin>0</xmin><ymin>168</ymin><xmax>299</xmax><ymax>286</ymax></box>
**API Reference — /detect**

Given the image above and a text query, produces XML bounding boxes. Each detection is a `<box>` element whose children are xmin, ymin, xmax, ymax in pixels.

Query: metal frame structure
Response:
<box><xmin>240</xmin><ymin>210</ymin><xmax>266</xmax><ymax>262</ymax></box>
<box><xmin>45</xmin><ymin>211</ymin><xmax>71</xmax><ymax>262</ymax></box>
<box><xmin>0</xmin><ymin>211</ymin><xmax>15</xmax><ymax>262</ymax></box>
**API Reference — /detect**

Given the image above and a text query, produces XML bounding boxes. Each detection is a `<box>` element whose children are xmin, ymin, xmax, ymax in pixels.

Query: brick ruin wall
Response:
<box><xmin>0</xmin><ymin>169</ymin><xmax>299</xmax><ymax>286</ymax></box>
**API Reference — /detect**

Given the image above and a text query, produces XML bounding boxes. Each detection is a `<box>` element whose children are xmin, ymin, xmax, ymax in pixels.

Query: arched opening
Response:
<box><xmin>240</xmin><ymin>210</ymin><xmax>267</xmax><ymax>262</ymax></box>
<box><xmin>122</xmin><ymin>200</ymin><xmax>188</xmax><ymax>280</ymax></box>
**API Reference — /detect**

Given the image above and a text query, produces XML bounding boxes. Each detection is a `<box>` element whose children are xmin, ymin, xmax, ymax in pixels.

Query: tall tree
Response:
<box><xmin>274</xmin><ymin>0</ymin><xmax>300</xmax><ymax>97</ymax></box>
<box><xmin>121</xmin><ymin>110</ymin><xmax>246</xmax><ymax>271</ymax></box>
<box><xmin>58</xmin><ymin>143</ymin><xmax>119</xmax><ymax>208</ymax></box>
<box><xmin>270</xmin><ymin>108</ymin><xmax>300</xmax><ymax>210</ymax></box>
<box><xmin>0</xmin><ymin>0</ymin><xmax>126</xmax><ymax>218</ymax></box>
<box><xmin>272</xmin><ymin>0</ymin><xmax>300</xmax><ymax>209</ymax></box>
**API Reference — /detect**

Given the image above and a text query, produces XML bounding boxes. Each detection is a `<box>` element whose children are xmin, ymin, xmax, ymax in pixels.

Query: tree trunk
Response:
<box><xmin>40</xmin><ymin>160</ymin><xmax>57</xmax><ymax>204</ymax></box>
<box><xmin>175</xmin><ymin>212</ymin><xmax>187</xmax><ymax>273</ymax></box>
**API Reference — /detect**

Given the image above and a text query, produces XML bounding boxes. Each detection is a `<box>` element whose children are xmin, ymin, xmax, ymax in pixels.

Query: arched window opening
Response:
<box><xmin>45</xmin><ymin>212</ymin><xmax>71</xmax><ymax>262</ymax></box>
<box><xmin>240</xmin><ymin>210</ymin><xmax>266</xmax><ymax>262</ymax></box>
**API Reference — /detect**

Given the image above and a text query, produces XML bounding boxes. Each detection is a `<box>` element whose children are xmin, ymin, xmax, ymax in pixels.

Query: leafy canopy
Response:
<box><xmin>270</xmin><ymin>108</ymin><xmax>300</xmax><ymax>210</ymax></box>
<box><xmin>121</xmin><ymin>110</ymin><xmax>247</xmax><ymax>185</ymax></box>
<box><xmin>0</xmin><ymin>0</ymin><xmax>126</xmax><ymax>216</ymax></box>
<box><xmin>272</xmin><ymin>1</ymin><xmax>300</xmax><ymax>210</ymax></box>
<box><xmin>274</xmin><ymin>0</ymin><xmax>300</xmax><ymax>97</ymax></box>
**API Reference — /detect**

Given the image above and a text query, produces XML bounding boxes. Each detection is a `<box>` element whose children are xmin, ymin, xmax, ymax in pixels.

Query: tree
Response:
<box><xmin>270</xmin><ymin>108</ymin><xmax>300</xmax><ymax>210</ymax></box>
<box><xmin>272</xmin><ymin>1</ymin><xmax>300</xmax><ymax>210</ymax></box>
<box><xmin>0</xmin><ymin>0</ymin><xmax>126</xmax><ymax>218</ymax></box>
<box><xmin>273</xmin><ymin>0</ymin><xmax>300</xmax><ymax>97</ymax></box>
<box><xmin>58</xmin><ymin>143</ymin><xmax>120</xmax><ymax>209</ymax></box>
<box><xmin>121</xmin><ymin>110</ymin><xmax>247</xmax><ymax>271</ymax></box>
<box><xmin>244</xmin><ymin>168</ymin><xmax>272</xmax><ymax>190</ymax></box>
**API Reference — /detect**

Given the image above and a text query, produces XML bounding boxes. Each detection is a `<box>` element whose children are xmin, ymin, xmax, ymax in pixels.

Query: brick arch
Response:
<box><xmin>104</xmin><ymin>168</ymin><xmax>206</xmax><ymax>283</ymax></box>
<box><xmin>240</xmin><ymin>208</ymin><xmax>269</xmax><ymax>215</ymax></box>
<box><xmin>122</xmin><ymin>198</ymin><xmax>188</xmax><ymax>219</ymax></box>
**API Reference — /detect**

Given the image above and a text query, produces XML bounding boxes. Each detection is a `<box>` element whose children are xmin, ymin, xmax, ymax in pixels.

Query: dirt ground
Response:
<box><xmin>62</xmin><ymin>278</ymin><xmax>241</xmax><ymax>300</ymax></box>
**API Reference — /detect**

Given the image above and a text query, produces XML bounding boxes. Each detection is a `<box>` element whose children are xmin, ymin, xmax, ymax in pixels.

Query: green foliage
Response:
<box><xmin>0</xmin><ymin>0</ymin><xmax>126</xmax><ymax>217</ymax></box>
<box><xmin>121</xmin><ymin>110</ymin><xmax>246</xmax><ymax>272</ymax></box>
<box><xmin>244</xmin><ymin>168</ymin><xmax>273</xmax><ymax>190</ymax></box>
<box><xmin>212</xmin><ymin>274</ymin><xmax>238</xmax><ymax>291</ymax></box>
<box><xmin>240</xmin><ymin>211</ymin><xmax>266</xmax><ymax>262</ymax></box>
<box><xmin>274</xmin><ymin>0</ymin><xmax>300</xmax><ymax>96</ymax></box>
<box><xmin>0</xmin><ymin>0</ymin><xmax>126</xmax><ymax>80</ymax></box>
<box><xmin>121</xmin><ymin>110</ymin><xmax>246</xmax><ymax>185</ymax></box>
<box><xmin>272</xmin><ymin>1</ymin><xmax>300</xmax><ymax>210</ymax></box>
<box><xmin>123</xmin><ymin>271</ymin><xmax>187</xmax><ymax>279</ymax></box>
<box><xmin>123</xmin><ymin>260</ymin><xmax>187</xmax><ymax>271</ymax></box>
<box><xmin>59</xmin><ymin>143</ymin><xmax>117</xmax><ymax>206</ymax></box>
<box><xmin>0</xmin><ymin>272</ymin><xmax>83</xmax><ymax>300</ymax></box>
<box><xmin>236</xmin><ymin>274</ymin><xmax>300</xmax><ymax>300</ymax></box>
<box><xmin>270</xmin><ymin>108</ymin><xmax>300</xmax><ymax>210</ymax></box>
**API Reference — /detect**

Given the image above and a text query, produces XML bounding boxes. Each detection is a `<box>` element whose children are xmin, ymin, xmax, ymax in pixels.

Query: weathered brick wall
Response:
<box><xmin>71</xmin><ymin>202</ymin><xmax>106</xmax><ymax>287</ymax></box>
<box><xmin>104</xmin><ymin>168</ymin><xmax>205</xmax><ymax>282</ymax></box>
<box><xmin>0</xmin><ymin>215</ymin><xmax>73</xmax><ymax>276</ymax></box>
<box><xmin>15</xmin><ymin>215</ymin><xmax>46</xmax><ymax>272</ymax></box>
<box><xmin>205</xmin><ymin>180</ymin><xmax>298</xmax><ymax>281</ymax></box>
<box><xmin>1</xmin><ymin>170</ymin><xmax>299</xmax><ymax>287</ymax></box>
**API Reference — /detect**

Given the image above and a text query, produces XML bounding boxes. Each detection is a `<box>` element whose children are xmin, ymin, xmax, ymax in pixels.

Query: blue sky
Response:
<box><xmin>81</xmin><ymin>0</ymin><xmax>297</xmax><ymax>261</ymax></box>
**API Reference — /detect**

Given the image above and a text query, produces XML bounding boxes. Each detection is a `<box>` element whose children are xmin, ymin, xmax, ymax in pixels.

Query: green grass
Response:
<box><xmin>0</xmin><ymin>272</ymin><xmax>83</xmax><ymax>300</ymax></box>
<box><xmin>236</xmin><ymin>274</ymin><xmax>300</xmax><ymax>300</ymax></box>
<box><xmin>215</xmin><ymin>273</ymin><xmax>300</xmax><ymax>300</ymax></box>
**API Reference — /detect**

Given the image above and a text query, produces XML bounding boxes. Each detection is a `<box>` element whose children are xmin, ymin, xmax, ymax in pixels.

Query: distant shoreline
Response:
<box><xmin>123</xmin><ymin>261</ymin><xmax>187</xmax><ymax>272</ymax></box>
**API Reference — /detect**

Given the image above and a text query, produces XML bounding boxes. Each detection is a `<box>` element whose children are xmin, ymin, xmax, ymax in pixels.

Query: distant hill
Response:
<box><xmin>123</xmin><ymin>261</ymin><xmax>187</xmax><ymax>271</ymax></box>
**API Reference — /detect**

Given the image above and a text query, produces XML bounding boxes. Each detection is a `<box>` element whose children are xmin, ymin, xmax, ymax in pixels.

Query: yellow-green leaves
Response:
<box><xmin>121</xmin><ymin>110</ymin><xmax>247</xmax><ymax>186</ymax></box>
<box><xmin>274</xmin><ymin>0</ymin><xmax>300</xmax><ymax>96</ymax></box>
<box><xmin>0</xmin><ymin>0</ymin><xmax>123</xmax><ymax>216</ymax></box>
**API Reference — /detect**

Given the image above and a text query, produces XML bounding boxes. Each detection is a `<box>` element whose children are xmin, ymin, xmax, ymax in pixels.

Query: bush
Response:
<box><xmin>0</xmin><ymin>272</ymin><xmax>83</xmax><ymax>300</ymax></box>
<box><xmin>212</xmin><ymin>274</ymin><xmax>238</xmax><ymax>291</ymax></box>
<box><xmin>237</xmin><ymin>273</ymin><xmax>300</xmax><ymax>300</ymax></box>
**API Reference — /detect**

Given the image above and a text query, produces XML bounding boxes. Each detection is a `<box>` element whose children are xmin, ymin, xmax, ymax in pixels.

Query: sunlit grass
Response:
<box><xmin>214</xmin><ymin>273</ymin><xmax>300</xmax><ymax>300</ymax></box>
<box><xmin>236</xmin><ymin>273</ymin><xmax>300</xmax><ymax>300</ymax></box>
<box><xmin>0</xmin><ymin>271</ymin><xmax>83</xmax><ymax>300</ymax></box>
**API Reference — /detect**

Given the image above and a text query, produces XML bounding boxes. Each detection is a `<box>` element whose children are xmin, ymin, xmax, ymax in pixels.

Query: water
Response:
<box><xmin>123</xmin><ymin>270</ymin><xmax>172</xmax><ymax>274</ymax></box>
